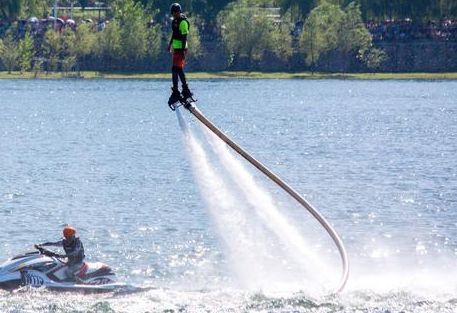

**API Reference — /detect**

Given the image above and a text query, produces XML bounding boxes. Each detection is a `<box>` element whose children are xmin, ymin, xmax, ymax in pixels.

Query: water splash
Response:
<box><xmin>203</xmin><ymin>124</ymin><xmax>336</xmax><ymax>288</ymax></box>
<box><xmin>177</xmin><ymin>110</ymin><xmax>333</xmax><ymax>293</ymax></box>
<box><xmin>177</xmin><ymin>109</ymin><xmax>274</xmax><ymax>289</ymax></box>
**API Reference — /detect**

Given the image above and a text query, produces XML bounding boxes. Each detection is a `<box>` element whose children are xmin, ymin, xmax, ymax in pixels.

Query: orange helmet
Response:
<box><xmin>63</xmin><ymin>226</ymin><xmax>76</xmax><ymax>238</ymax></box>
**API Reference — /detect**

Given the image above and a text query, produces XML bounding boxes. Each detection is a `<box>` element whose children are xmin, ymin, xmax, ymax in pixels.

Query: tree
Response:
<box><xmin>300</xmin><ymin>1</ymin><xmax>384</xmax><ymax>70</ymax></box>
<box><xmin>40</xmin><ymin>28</ymin><xmax>79</xmax><ymax>74</ymax></box>
<box><xmin>42</xmin><ymin>29</ymin><xmax>62</xmax><ymax>72</ymax></box>
<box><xmin>18</xmin><ymin>31</ymin><xmax>34</xmax><ymax>72</ymax></box>
<box><xmin>19</xmin><ymin>0</ymin><xmax>48</xmax><ymax>18</ymax></box>
<box><xmin>337</xmin><ymin>2</ymin><xmax>372</xmax><ymax>70</ymax></box>
<box><xmin>0</xmin><ymin>33</ymin><xmax>19</xmax><ymax>73</ymax></box>
<box><xmin>278</xmin><ymin>0</ymin><xmax>316</xmax><ymax>22</ymax></box>
<box><xmin>270</xmin><ymin>13</ymin><xmax>293</xmax><ymax>60</ymax></box>
<box><xmin>184</xmin><ymin>17</ymin><xmax>203</xmax><ymax>59</ymax></box>
<box><xmin>299</xmin><ymin>1</ymin><xmax>343</xmax><ymax>67</ymax></box>
<box><xmin>145</xmin><ymin>25</ymin><xmax>161</xmax><ymax>59</ymax></box>
<box><xmin>360</xmin><ymin>47</ymin><xmax>386</xmax><ymax>71</ymax></box>
<box><xmin>218</xmin><ymin>0</ymin><xmax>292</xmax><ymax>65</ymax></box>
<box><xmin>0</xmin><ymin>38</ymin><xmax>4</xmax><ymax>70</ymax></box>
<box><xmin>144</xmin><ymin>0</ymin><xmax>235</xmax><ymax>21</ymax></box>
<box><xmin>95</xmin><ymin>20</ymin><xmax>122</xmax><ymax>66</ymax></box>
<box><xmin>439</xmin><ymin>0</ymin><xmax>457</xmax><ymax>18</ymax></box>
<box><xmin>112</xmin><ymin>0</ymin><xmax>148</xmax><ymax>60</ymax></box>
<box><xmin>0</xmin><ymin>0</ymin><xmax>21</xmax><ymax>19</ymax></box>
<box><xmin>61</xmin><ymin>28</ymin><xmax>77</xmax><ymax>73</ymax></box>
<box><xmin>72</xmin><ymin>23</ymin><xmax>96</xmax><ymax>59</ymax></box>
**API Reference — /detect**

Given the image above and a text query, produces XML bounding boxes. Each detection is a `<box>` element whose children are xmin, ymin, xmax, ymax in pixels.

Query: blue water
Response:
<box><xmin>0</xmin><ymin>78</ymin><xmax>456</xmax><ymax>312</ymax></box>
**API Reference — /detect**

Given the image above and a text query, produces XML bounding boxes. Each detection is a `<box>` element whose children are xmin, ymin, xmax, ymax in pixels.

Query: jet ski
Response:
<box><xmin>0</xmin><ymin>246</ymin><xmax>127</xmax><ymax>292</ymax></box>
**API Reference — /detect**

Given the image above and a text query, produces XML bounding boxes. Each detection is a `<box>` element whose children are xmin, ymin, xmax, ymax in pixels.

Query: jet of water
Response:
<box><xmin>176</xmin><ymin>109</ymin><xmax>334</xmax><ymax>292</ymax></box>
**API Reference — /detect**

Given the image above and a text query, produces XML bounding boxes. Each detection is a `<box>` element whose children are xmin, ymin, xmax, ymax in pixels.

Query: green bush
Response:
<box><xmin>0</xmin><ymin>33</ymin><xmax>19</xmax><ymax>73</ymax></box>
<box><xmin>18</xmin><ymin>31</ymin><xmax>34</xmax><ymax>72</ymax></box>
<box><xmin>218</xmin><ymin>0</ymin><xmax>292</xmax><ymax>65</ymax></box>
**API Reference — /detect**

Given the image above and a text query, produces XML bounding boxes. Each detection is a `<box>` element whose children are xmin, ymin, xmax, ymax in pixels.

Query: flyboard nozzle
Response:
<box><xmin>184</xmin><ymin>101</ymin><xmax>195</xmax><ymax>112</ymax></box>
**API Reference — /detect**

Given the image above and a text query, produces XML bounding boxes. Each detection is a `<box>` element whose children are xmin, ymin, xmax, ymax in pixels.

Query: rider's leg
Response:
<box><xmin>65</xmin><ymin>263</ymin><xmax>83</xmax><ymax>282</ymax></box>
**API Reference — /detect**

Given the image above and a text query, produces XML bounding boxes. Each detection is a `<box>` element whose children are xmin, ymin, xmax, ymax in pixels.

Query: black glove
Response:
<box><xmin>34</xmin><ymin>244</ymin><xmax>41</xmax><ymax>250</ymax></box>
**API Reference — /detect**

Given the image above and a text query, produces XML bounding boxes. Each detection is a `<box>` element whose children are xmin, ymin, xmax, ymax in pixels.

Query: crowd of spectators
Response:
<box><xmin>367</xmin><ymin>19</ymin><xmax>457</xmax><ymax>42</ymax></box>
<box><xmin>0</xmin><ymin>15</ymin><xmax>107</xmax><ymax>39</ymax></box>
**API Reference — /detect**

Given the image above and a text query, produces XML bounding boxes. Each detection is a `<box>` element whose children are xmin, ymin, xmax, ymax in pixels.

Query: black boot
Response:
<box><xmin>181</xmin><ymin>85</ymin><xmax>195</xmax><ymax>102</ymax></box>
<box><xmin>168</xmin><ymin>87</ymin><xmax>182</xmax><ymax>110</ymax></box>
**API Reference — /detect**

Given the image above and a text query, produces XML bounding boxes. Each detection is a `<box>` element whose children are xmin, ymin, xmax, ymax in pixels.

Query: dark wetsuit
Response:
<box><xmin>40</xmin><ymin>237</ymin><xmax>85</xmax><ymax>279</ymax></box>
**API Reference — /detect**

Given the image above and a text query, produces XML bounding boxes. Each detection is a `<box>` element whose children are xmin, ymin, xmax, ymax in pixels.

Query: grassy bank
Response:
<box><xmin>1</xmin><ymin>71</ymin><xmax>457</xmax><ymax>80</ymax></box>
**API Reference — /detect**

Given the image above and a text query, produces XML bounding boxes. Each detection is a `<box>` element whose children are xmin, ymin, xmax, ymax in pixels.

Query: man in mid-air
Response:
<box><xmin>35</xmin><ymin>225</ymin><xmax>85</xmax><ymax>282</ymax></box>
<box><xmin>167</xmin><ymin>3</ymin><xmax>195</xmax><ymax>108</ymax></box>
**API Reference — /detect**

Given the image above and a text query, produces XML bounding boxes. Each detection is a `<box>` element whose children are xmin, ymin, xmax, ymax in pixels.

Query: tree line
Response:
<box><xmin>3</xmin><ymin>0</ymin><xmax>454</xmax><ymax>73</ymax></box>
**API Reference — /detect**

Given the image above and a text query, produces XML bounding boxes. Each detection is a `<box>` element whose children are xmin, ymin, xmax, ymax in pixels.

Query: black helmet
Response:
<box><xmin>170</xmin><ymin>3</ymin><xmax>181</xmax><ymax>14</ymax></box>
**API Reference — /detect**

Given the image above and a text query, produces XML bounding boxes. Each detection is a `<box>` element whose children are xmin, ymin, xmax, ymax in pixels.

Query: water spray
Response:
<box><xmin>179</xmin><ymin>103</ymin><xmax>349</xmax><ymax>293</ymax></box>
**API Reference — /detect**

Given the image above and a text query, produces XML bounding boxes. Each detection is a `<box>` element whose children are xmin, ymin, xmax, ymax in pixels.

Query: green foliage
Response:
<box><xmin>72</xmin><ymin>23</ymin><xmax>96</xmax><ymax>58</ymax></box>
<box><xmin>300</xmin><ymin>1</ymin><xmax>384</xmax><ymax>69</ymax></box>
<box><xmin>62</xmin><ymin>55</ymin><xmax>77</xmax><ymax>73</ymax></box>
<box><xmin>360</xmin><ymin>47</ymin><xmax>387</xmax><ymax>71</ymax></box>
<box><xmin>218</xmin><ymin>0</ymin><xmax>292</xmax><ymax>63</ymax></box>
<box><xmin>270</xmin><ymin>14</ymin><xmax>293</xmax><ymax>59</ymax></box>
<box><xmin>1</xmin><ymin>0</ymin><xmax>453</xmax><ymax>73</ymax></box>
<box><xmin>145</xmin><ymin>24</ymin><xmax>162</xmax><ymax>59</ymax></box>
<box><xmin>278</xmin><ymin>0</ymin><xmax>315</xmax><ymax>21</ymax></box>
<box><xmin>61</xmin><ymin>28</ymin><xmax>76</xmax><ymax>58</ymax></box>
<box><xmin>0</xmin><ymin>0</ymin><xmax>21</xmax><ymax>19</ymax></box>
<box><xmin>299</xmin><ymin>1</ymin><xmax>343</xmax><ymax>66</ymax></box>
<box><xmin>32</xmin><ymin>57</ymin><xmax>43</xmax><ymax>76</ymax></box>
<box><xmin>18</xmin><ymin>31</ymin><xmax>34</xmax><ymax>72</ymax></box>
<box><xmin>186</xmin><ymin>17</ymin><xmax>203</xmax><ymax>59</ymax></box>
<box><xmin>96</xmin><ymin>20</ymin><xmax>122</xmax><ymax>58</ymax></box>
<box><xmin>42</xmin><ymin>29</ymin><xmax>62</xmax><ymax>71</ymax></box>
<box><xmin>40</xmin><ymin>28</ymin><xmax>80</xmax><ymax>73</ymax></box>
<box><xmin>338</xmin><ymin>2</ymin><xmax>371</xmax><ymax>54</ymax></box>
<box><xmin>113</xmin><ymin>0</ymin><xmax>148</xmax><ymax>60</ymax></box>
<box><xmin>144</xmin><ymin>0</ymin><xmax>235</xmax><ymax>20</ymax></box>
<box><xmin>0</xmin><ymin>33</ymin><xmax>19</xmax><ymax>73</ymax></box>
<box><xmin>19</xmin><ymin>0</ymin><xmax>48</xmax><ymax>18</ymax></box>
<box><xmin>2</xmin><ymin>0</ymin><xmax>457</xmax><ymax>26</ymax></box>
<box><xmin>203</xmin><ymin>0</ymin><xmax>236</xmax><ymax>19</ymax></box>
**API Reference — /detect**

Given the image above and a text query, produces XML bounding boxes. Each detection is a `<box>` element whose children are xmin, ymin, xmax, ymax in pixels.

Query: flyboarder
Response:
<box><xmin>167</xmin><ymin>3</ymin><xmax>195</xmax><ymax>109</ymax></box>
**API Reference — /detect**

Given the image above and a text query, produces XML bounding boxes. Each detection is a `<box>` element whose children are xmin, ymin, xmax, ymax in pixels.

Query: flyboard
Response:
<box><xmin>170</xmin><ymin>99</ymin><xmax>349</xmax><ymax>293</ymax></box>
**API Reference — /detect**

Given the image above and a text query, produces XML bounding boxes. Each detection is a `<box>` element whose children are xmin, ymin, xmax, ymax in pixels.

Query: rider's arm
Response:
<box><xmin>39</xmin><ymin>240</ymin><xmax>63</xmax><ymax>247</ymax></box>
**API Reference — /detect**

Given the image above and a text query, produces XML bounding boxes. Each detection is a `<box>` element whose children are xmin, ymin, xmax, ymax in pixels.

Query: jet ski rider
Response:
<box><xmin>35</xmin><ymin>225</ymin><xmax>85</xmax><ymax>282</ymax></box>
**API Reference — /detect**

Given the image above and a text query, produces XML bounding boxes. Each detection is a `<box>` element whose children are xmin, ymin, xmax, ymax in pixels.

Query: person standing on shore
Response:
<box><xmin>167</xmin><ymin>3</ymin><xmax>195</xmax><ymax>107</ymax></box>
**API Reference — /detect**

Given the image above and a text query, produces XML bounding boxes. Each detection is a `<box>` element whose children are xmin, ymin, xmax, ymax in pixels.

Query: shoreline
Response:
<box><xmin>1</xmin><ymin>71</ymin><xmax>457</xmax><ymax>80</ymax></box>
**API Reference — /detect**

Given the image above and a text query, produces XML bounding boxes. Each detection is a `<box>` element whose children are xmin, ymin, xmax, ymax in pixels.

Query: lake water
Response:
<box><xmin>0</xmin><ymin>78</ymin><xmax>456</xmax><ymax>312</ymax></box>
